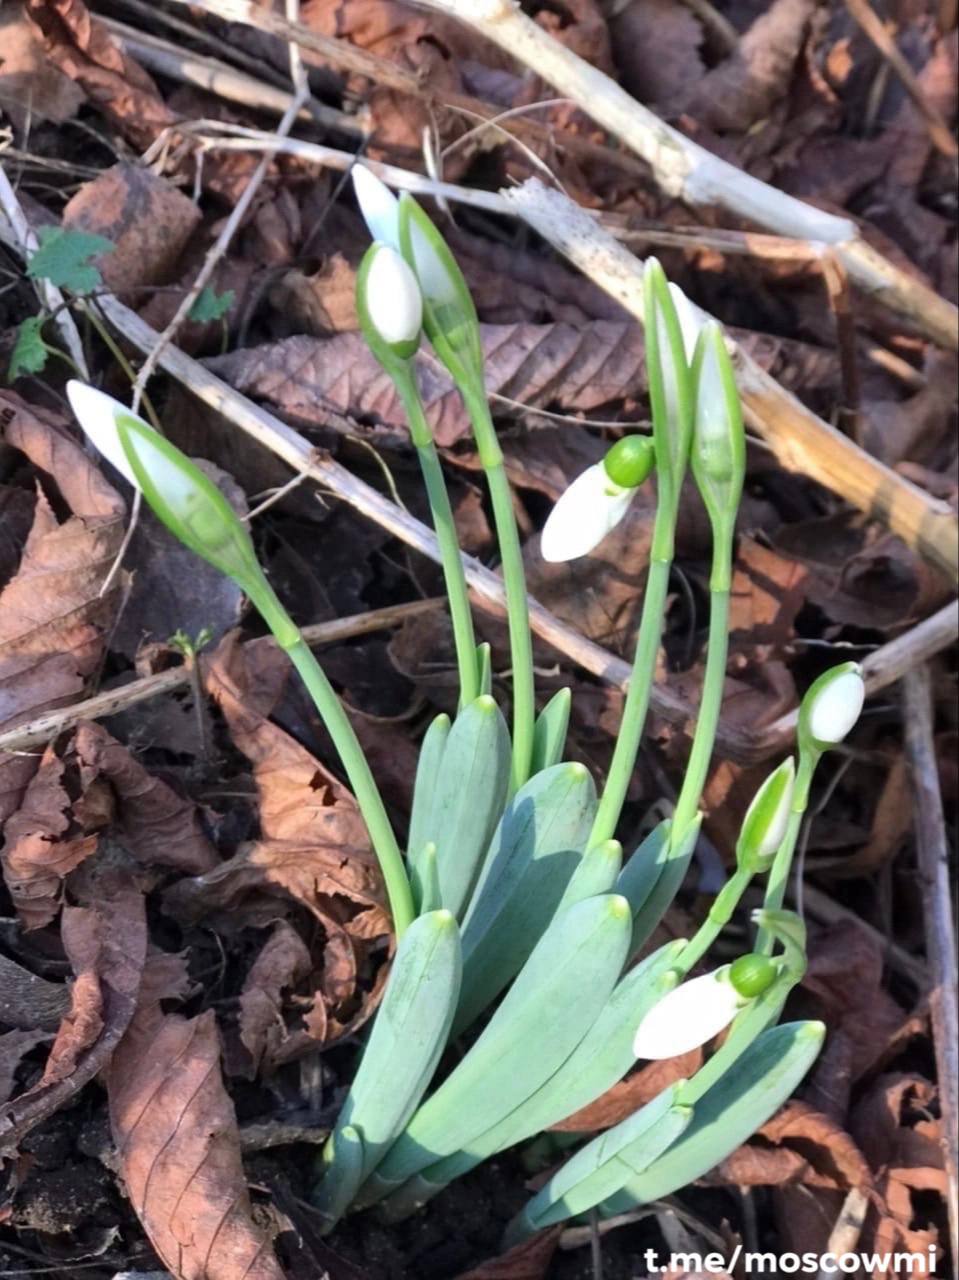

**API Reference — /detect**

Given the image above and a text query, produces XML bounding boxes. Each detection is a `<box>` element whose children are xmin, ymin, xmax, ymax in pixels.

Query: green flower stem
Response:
<box><xmin>462</xmin><ymin>383</ymin><xmax>535</xmax><ymax>791</ymax></box>
<box><xmin>589</xmin><ymin>555</ymin><xmax>672</xmax><ymax>847</ymax></box>
<box><xmin>249</xmin><ymin>578</ymin><xmax>416</xmax><ymax>937</ymax></box>
<box><xmin>669</xmin><ymin>530</ymin><xmax>734</xmax><ymax>848</ymax></box>
<box><xmin>392</xmin><ymin>367</ymin><xmax>479</xmax><ymax>705</ymax></box>
<box><xmin>756</xmin><ymin>750</ymin><xmax>817</xmax><ymax>953</ymax></box>
<box><xmin>674</xmin><ymin>864</ymin><xmax>753</xmax><ymax>977</ymax></box>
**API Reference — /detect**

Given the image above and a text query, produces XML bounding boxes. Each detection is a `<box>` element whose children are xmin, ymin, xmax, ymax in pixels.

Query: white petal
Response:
<box><xmin>632</xmin><ymin>968</ymin><xmax>742</xmax><ymax>1060</ymax></box>
<box><xmin>352</xmin><ymin>165</ymin><xmax>401</xmax><ymax>249</ymax></box>
<box><xmin>668</xmin><ymin>282</ymin><xmax>704</xmax><ymax>363</ymax></box>
<box><xmin>366</xmin><ymin>247</ymin><xmax>422</xmax><ymax>344</ymax></box>
<box><xmin>408</xmin><ymin>217</ymin><xmax>458</xmax><ymax>307</ymax></box>
<box><xmin>808</xmin><ymin>670</ymin><xmax>865</xmax><ymax>744</ymax></box>
<box><xmin>540</xmin><ymin>464</ymin><xmax>632</xmax><ymax>562</ymax></box>
<box><xmin>66</xmin><ymin>380</ymin><xmax>142</xmax><ymax>490</ymax></box>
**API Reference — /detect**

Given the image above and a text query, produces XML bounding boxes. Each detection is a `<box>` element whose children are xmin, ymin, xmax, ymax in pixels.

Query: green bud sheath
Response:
<box><xmin>689</xmin><ymin>322</ymin><xmax>746</xmax><ymax>568</ymax></box>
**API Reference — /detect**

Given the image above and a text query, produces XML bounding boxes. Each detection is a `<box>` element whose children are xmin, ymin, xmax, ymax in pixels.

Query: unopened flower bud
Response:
<box><xmin>736</xmin><ymin>757</ymin><xmax>796</xmax><ymax>872</ymax></box>
<box><xmin>352</xmin><ymin>165</ymin><xmax>401</xmax><ymax>250</ymax></box>
<box><xmin>357</xmin><ymin>244</ymin><xmax>423</xmax><ymax>357</ymax></box>
<box><xmin>800</xmin><ymin>662</ymin><xmax>865</xmax><ymax>751</ymax></box>
<box><xmin>690</xmin><ymin>322</ymin><xmax>745</xmax><ymax>551</ymax></box>
<box><xmin>633</xmin><ymin>965</ymin><xmax>749</xmax><ymax>1060</ymax></box>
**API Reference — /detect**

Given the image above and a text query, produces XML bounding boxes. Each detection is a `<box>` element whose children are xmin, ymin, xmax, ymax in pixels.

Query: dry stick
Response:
<box><xmin>409</xmin><ymin>0</ymin><xmax>958</xmax><ymax>350</ymax></box>
<box><xmin>844</xmin><ymin>0</ymin><xmax>959</xmax><ymax>160</ymax></box>
<box><xmin>902</xmin><ymin>665</ymin><xmax>959</xmax><ymax>1266</ymax></box>
<box><xmin>817</xmin><ymin>1188</ymin><xmax>870</xmax><ymax>1280</ymax></box>
<box><xmin>820</xmin><ymin>250</ymin><xmax>864</xmax><ymax>446</ymax></box>
<box><xmin>162</xmin><ymin>0</ymin><xmax>652</xmax><ymax>181</ymax></box>
<box><xmin>503</xmin><ymin>179</ymin><xmax>959</xmax><ymax>581</ymax></box>
<box><xmin>0</xmin><ymin>600</ymin><xmax>441</xmax><ymax>756</ymax></box>
<box><xmin>0</xmin><ymin>168</ymin><xmax>89</xmax><ymax>379</ymax></box>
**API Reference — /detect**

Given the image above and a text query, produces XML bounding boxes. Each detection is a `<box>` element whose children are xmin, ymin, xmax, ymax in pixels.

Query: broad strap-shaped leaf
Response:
<box><xmin>626</xmin><ymin>816</ymin><xmax>701</xmax><ymax>958</ymax></box>
<box><xmin>312</xmin><ymin>910</ymin><xmax>461</xmax><ymax>1221</ymax></box>
<box><xmin>615</xmin><ymin>820</ymin><xmax>670</xmax><ymax>917</ymax></box>
<box><xmin>506</xmin><ymin>1083</ymin><xmax>692</xmax><ymax>1242</ymax></box>
<box><xmin>531</xmin><ymin>688</ymin><xmax>572</xmax><ymax>774</ymax></box>
<box><xmin>373</xmin><ymin>893</ymin><xmax>631</xmax><ymax>1188</ymax></box>
<box><xmin>453</xmin><ymin>762</ymin><xmax>598</xmax><ymax>1033</ymax></box>
<box><xmin>407</xmin><ymin>713</ymin><xmax>450</xmax><ymax>897</ymax></box>
<box><xmin>598</xmin><ymin>1020</ymin><xmax>825</xmax><ymax>1216</ymax></box>
<box><xmin>411</xmin><ymin>697</ymin><xmax>511</xmax><ymax>920</ymax></box>
<box><xmin>556</xmin><ymin>839</ymin><xmax>622</xmax><ymax>910</ymax></box>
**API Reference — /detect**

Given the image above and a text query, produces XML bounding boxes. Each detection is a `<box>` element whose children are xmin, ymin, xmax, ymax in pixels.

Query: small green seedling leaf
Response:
<box><xmin>27</xmin><ymin>226</ymin><xmax>114</xmax><ymax>294</ymax></box>
<box><xmin>407</xmin><ymin>712</ymin><xmax>450</xmax><ymax>895</ymax></box>
<box><xmin>531</xmin><ymin>687</ymin><xmax>572</xmax><ymax>773</ymax></box>
<box><xmin>8</xmin><ymin>315</ymin><xmax>49</xmax><ymax>380</ymax></box>
<box><xmin>188</xmin><ymin>285</ymin><xmax>235</xmax><ymax>324</ymax></box>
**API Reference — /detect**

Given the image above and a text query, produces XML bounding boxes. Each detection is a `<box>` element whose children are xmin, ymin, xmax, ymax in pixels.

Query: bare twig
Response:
<box><xmin>503</xmin><ymin>179</ymin><xmax>959</xmax><ymax>580</ymax></box>
<box><xmin>409</xmin><ymin>0</ymin><xmax>958</xmax><ymax>349</ymax></box>
<box><xmin>820</xmin><ymin>251</ymin><xmax>864</xmax><ymax>445</ymax></box>
<box><xmin>817</xmin><ymin>1188</ymin><xmax>870</xmax><ymax>1280</ymax></box>
<box><xmin>0</xmin><ymin>600</ymin><xmax>441</xmax><ymax>755</ymax></box>
<box><xmin>902</xmin><ymin>665</ymin><xmax>959</xmax><ymax>1266</ymax></box>
<box><xmin>844</xmin><ymin>0</ymin><xmax>959</xmax><ymax>160</ymax></box>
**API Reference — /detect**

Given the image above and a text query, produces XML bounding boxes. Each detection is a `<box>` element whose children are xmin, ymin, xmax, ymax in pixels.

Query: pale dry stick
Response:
<box><xmin>504</xmin><ymin>179</ymin><xmax>959</xmax><ymax>581</ymax></box>
<box><xmin>102</xmin><ymin>18</ymin><xmax>368</xmax><ymax>137</ymax></box>
<box><xmin>844</xmin><ymin>0</ymin><xmax>959</xmax><ymax>160</ymax></box>
<box><xmin>0</xmin><ymin>167</ymin><xmax>89</xmax><ymax>379</ymax></box>
<box><xmin>0</xmin><ymin>600</ymin><xmax>441</xmax><ymax>756</ymax></box>
<box><xmin>409</xmin><ymin>0</ymin><xmax>958</xmax><ymax>350</ymax></box>
<box><xmin>819</xmin><ymin>251</ymin><xmax>864</xmax><ymax>445</ymax></box>
<box><xmin>760</xmin><ymin>600</ymin><xmax>959</xmax><ymax>754</ymax></box>
<box><xmin>817</xmin><ymin>1188</ymin><xmax>870</xmax><ymax>1280</ymax></box>
<box><xmin>902</xmin><ymin>665</ymin><xmax>959</xmax><ymax>1268</ymax></box>
<box><xmin>162</xmin><ymin>0</ymin><xmax>653</xmax><ymax>182</ymax></box>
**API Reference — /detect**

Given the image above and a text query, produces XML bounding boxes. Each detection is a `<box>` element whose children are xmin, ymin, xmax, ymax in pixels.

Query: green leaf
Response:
<box><xmin>599</xmin><ymin>1020</ymin><xmax>825</xmax><ymax>1217</ymax></box>
<box><xmin>507</xmin><ymin>1083</ymin><xmax>692</xmax><ymax>1241</ymax></box>
<box><xmin>373</xmin><ymin>893</ymin><xmax>632</xmax><ymax>1188</ymax></box>
<box><xmin>531</xmin><ymin>688</ymin><xmax>571</xmax><ymax>773</ymax></box>
<box><xmin>555</xmin><ymin>839</ymin><xmax>622</xmax><ymax>910</ymax></box>
<box><xmin>453</xmin><ymin>762</ymin><xmax>598</xmax><ymax>1033</ymax></box>
<box><xmin>476</xmin><ymin>642</ymin><xmax>492</xmax><ymax>696</ymax></box>
<box><xmin>26</xmin><ymin>226</ymin><xmax>113</xmax><ymax>294</ymax></box>
<box><xmin>407</xmin><ymin>712</ymin><xmax>450</xmax><ymax>894</ymax></box>
<box><xmin>615</xmin><ymin>820</ymin><xmax>670</xmax><ymax>918</ymax></box>
<box><xmin>188</xmin><ymin>285</ymin><xmax>235</xmax><ymax>324</ymax></box>
<box><xmin>411</xmin><ymin>696</ymin><xmax>512</xmax><ymax>920</ymax></box>
<box><xmin>626</xmin><ymin>815</ymin><xmax>701</xmax><ymax>959</ymax></box>
<box><xmin>313</xmin><ymin>1125</ymin><xmax>365</xmax><ymax>1229</ymax></box>
<box><xmin>312</xmin><ymin>909</ymin><xmax>461</xmax><ymax>1222</ymax></box>
<box><xmin>8</xmin><ymin>315</ymin><xmax>49</xmax><ymax>380</ymax></box>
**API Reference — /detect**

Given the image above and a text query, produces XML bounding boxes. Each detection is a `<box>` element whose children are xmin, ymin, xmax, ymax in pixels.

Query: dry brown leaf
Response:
<box><xmin>238</xmin><ymin>920</ymin><xmax>314</xmax><ymax>1075</ymax></box>
<box><xmin>688</xmin><ymin>0</ymin><xmax>817</xmax><ymax>133</ymax></box>
<box><xmin>716</xmin><ymin>1099</ymin><xmax>873</xmax><ymax>1191</ymax></box>
<box><xmin>728</xmin><ymin>536</ymin><xmax>809</xmax><ymax>644</ymax></box>
<box><xmin>0</xmin><ymin>874</ymin><xmax>145</xmax><ymax>1160</ymax></box>
<box><xmin>1</xmin><ymin>723</ymin><xmax>215</xmax><ymax>930</ymax></box>
<box><xmin>453</xmin><ymin>1227</ymin><xmax>563</xmax><ymax>1280</ymax></box>
<box><xmin>63</xmin><ymin>164</ymin><xmax>201</xmax><ymax>300</ymax></box>
<box><xmin>108</xmin><ymin>954</ymin><xmax>285</xmax><ymax>1280</ymax></box>
<box><xmin>610</xmin><ymin>0</ymin><xmax>705</xmax><ymax>113</ymax></box>
<box><xmin>0</xmin><ymin>393</ymin><xmax>125</xmax><ymax>823</ymax></box>
<box><xmin>0</xmin><ymin>7</ymin><xmax>85</xmax><ymax>130</ymax></box>
<box><xmin>206</xmin><ymin>322</ymin><xmax>650</xmax><ymax>448</ymax></box>
<box><xmin>551</xmin><ymin>1048</ymin><xmax>702</xmax><ymax>1132</ymax></box>
<box><xmin>0</xmin><ymin>1030</ymin><xmax>51</xmax><ymax>1107</ymax></box>
<box><xmin>24</xmin><ymin>0</ymin><xmax>174</xmax><ymax>149</ymax></box>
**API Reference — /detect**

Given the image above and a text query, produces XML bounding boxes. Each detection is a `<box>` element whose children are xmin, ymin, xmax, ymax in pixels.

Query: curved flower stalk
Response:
<box><xmin>65</xmin><ymin>380</ymin><xmax>415</xmax><ymax>936</ymax></box>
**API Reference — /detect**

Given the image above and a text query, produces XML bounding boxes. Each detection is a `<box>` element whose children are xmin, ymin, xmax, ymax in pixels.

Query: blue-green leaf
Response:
<box><xmin>531</xmin><ymin>687</ymin><xmax>571</xmax><ymax>773</ymax></box>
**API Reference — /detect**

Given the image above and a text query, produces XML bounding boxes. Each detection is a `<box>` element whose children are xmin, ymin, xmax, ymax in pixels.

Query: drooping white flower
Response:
<box><xmin>66</xmin><ymin>380</ymin><xmax>142</xmax><ymax>489</ymax></box>
<box><xmin>806</xmin><ymin>667</ymin><xmax>865</xmax><ymax>746</ymax></box>
<box><xmin>540</xmin><ymin>463</ymin><xmax>634</xmax><ymax>563</ymax></box>
<box><xmin>363</xmin><ymin>245</ymin><xmax>423</xmax><ymax>347</ymax></box>
<box><xmin>633</xmin><ymin>966</ymin><xmax>744</xmax><ymax>1060</ymax></box>
<box><xmin>352</xmin><ymin>165</ymin><xmax>401</xmax><ymax>249</ymax></box>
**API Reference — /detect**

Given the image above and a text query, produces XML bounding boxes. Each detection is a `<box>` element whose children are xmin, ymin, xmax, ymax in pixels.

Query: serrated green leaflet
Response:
<box><xmin>531</xmin><ymin>688</ymin><xmax>571</xmax><ymax>773</ymax></box>
<box><xmin>394</xmin><ymin>938</ymin><xmax>686</xmax><ymax>1208</ymax></box>
<box><xmin>9</xmin><ymin>315</ymin><xmax>49</xmax><ymax>380</ymax></box>
<box><xmin>453</xmin><ymin>762</ymin><xmax>597</xmax><ymax>1032</ymax></box>
<box><xmin>313</xmin><ymin>909</ymin><xmax>461</xmax><ymax>1224</ymax></box>
<box><xmin>507</xmin><ymin>1084</ymin><xmax>692</xmax><ymax>1241</ymax></box>
<box><xmin>27</xmin><ymin>226</ymin><xmax>114</xmax><ymax>293</ymax></box>
<box><xmin>409</xmin><ymin>696</ymin><xmax>511</xmax><ymax>920</ymax></box>
<box><xmin>599</xmin><ymin>1020</ymin><xmax>825</xmax><ymax>1217</ymax></box>
<box><xmin>407</xmin><ymin>713</ymin><xmax>450</xmax><ymax>896</ymax></box>
<box><xmin>374</xmin><ymin>893</ymin><xmax>631</xmax><ymax>1186</ymax></box>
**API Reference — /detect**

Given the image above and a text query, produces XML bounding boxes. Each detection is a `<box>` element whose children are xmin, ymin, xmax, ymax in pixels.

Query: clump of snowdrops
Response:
<box><xmin>67</xmin><ymin>166</ymin><xmax>865</xmax><ymax>1243</ymax></box>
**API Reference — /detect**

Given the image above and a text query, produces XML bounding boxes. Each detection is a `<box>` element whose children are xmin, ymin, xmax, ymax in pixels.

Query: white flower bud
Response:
<box><xmin>352</xmin><ymin>165</ymin><xmax>401</xmax><ymax>249</ymax></box>
<box><xmin>540</xmin><ymin>463</ymin><xmax>634</xmax><ymax>562</ymax></box>
<box><xmin>668</xmin><ymin>282</ymin><xmax>703</xmax><ymax>363</ymax></box>
<box><xmin>807</xmin><ymin>668</ymin><xmax>865</xmax><ymax>745</ymax></box>
<box><xmin>364</xmin><ymin>246</ymin><xmax>423</xmax><ymax>346</ymax></box>
<box><xmin>633</xmin><ymin>966</ymin><xmax>743</xmax><ymax>1060</ymax></box>
<box><xmin>66</xmin><ymin>380</ymin><xmax>142</xmax><ymax>490</ymax></box>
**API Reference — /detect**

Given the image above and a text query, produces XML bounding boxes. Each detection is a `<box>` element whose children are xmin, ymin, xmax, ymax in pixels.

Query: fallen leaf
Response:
<box><xmin>610</xmin><ymin>0</ymin><xmax>705</xmax><ymax>113</ymax></box>
<box><xmin>551</xmin><ymin>1049</ymin><xmax>702</xmax><ymax>1132</ymax></box>
<box><xmin>0</xmin><ymin>953</ymin><xmax>69</xmax><ymax>1031</ymax></box>
<box><xmin>238</xmin><ymin>920</ymin><xmax>314</xmax><ymax>1075</ymax></box>
<box><xmin>728</xmin><ymin>536</ymin><xmax>809</xmax><ymax>643</ymax></box>
<box><xmin>108</xmin><ymin>954</ymin><xmax>285</xmax><ymax>1280</ymax></box>
<box><xmin>716</xmin><ymin>1100</ymin><xmax>873</xmax><ymax>1190</ymax></box>
<box><xmin>688</xmin><ymin>0</ymin><xmax>817</xmax><ymax>133</ymax></box>
<box><xmin>0</xmin><ymin>392</ymin><xmax>125</xmax><ymax>823</ymax></box>
<box><xmin>63</xmin><ymin>164</ymin><xmax>201</xmax><ymax>301</ymax></box>
<box><xmin>0</xmin><ymin>1030</ymin><xmax>51</xmax><ymax>1106</ymax></box>
<box><xmin>0</xmin><ymin>8</ymin><xmax>85</xmax><ymax>131</ymax></box>
<box><xmin>24</xmin><ymin>0</ymin><xmax>174</xmax><ymax>149</ymax></box>
<box><xmin>453</xmin><ymin>1227</ymin><xmax>563</xmax><ymax>1280</ymax></box>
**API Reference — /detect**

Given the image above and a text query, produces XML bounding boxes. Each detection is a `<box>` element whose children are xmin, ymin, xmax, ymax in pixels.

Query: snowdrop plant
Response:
<box><xmin>65</xmin><ymin>179</ymin><xmax>867</xmax><ymax>1243</ymax></box>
